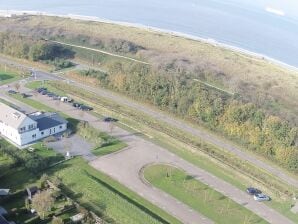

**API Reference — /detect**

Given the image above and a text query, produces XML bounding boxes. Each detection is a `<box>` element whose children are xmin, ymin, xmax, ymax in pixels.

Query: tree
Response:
<box><xmin>40</xmin><ymin>173</ymin><xmax>49</xmax><ymax>188</ymax></box>
<box><xmin>51</xmin><ymin>216</ymin><xmax>64</xmax><ymax>224</ymax></box>
<box><xmin>31</xmin><ymin>191</ymin><xmax>54</xmax><ymax>220</ymax></box>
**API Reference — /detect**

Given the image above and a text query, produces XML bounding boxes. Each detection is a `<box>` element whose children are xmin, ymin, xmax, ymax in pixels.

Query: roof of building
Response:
<box><xmin>0</xmin><ymin>103</ymin><xmax>35</xmax><ymax>129</ymax></box>
<box><xmin>29</xmin><ymin>112</ymin><xmax>67</xmax><ymax>131</ymax></box>
<box><xmin>0</xmin><ymin>189</ymin><xmax>10</xmax><ymax>196</ymax></box>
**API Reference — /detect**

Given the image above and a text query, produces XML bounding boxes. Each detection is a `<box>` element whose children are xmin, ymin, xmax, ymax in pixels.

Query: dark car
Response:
<box><xmin>41</xmin><ymin>90</ymin><xmax>48</xmax><ymax>95</ymax></box>
<box><xmin>8</xmin><ymin>90</ymin><xmax>17</xmax><ymax>94</ymax></box>
<box><xmin>246</xmin><ymin>187</ymin><xmax>262</xmax><ymax>195</ymax></box>
<box><xmin>80</xmin><ymin>105</ymin><xmax>93</xmax><ymax>111</ymax></box>
<box><xmin>21</xmin><ymin>93</ymin><xmax>30</xmax><ymax>98</ymax></box>
<box><xmin>47</xmin><ymin>92</ymin><xmax>55</xmax><ymax>97</ymax></box>
<box><xmin>103</xmin><ymin>117</ymin><xmax>118</xmax><ymax>122</ymax></box>
<box><xmin>36</xmin><ymin>87</ymin><xmax>47</xmax><ymax>93</ymax></box>
<box><xmin>73</xmin><ymin>102</ymin><xmax>82</xmax><ymax>108</ymax></box>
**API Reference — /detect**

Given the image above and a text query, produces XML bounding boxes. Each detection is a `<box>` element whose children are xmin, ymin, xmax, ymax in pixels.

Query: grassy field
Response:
<box><xmin>92</xmin><ymin>139</ymin><xmax>127</xmax><ymax>156</ymax></box>
<box><xmin>0</xmin><ymin>69</ymin><xmax>21</xmax><ymax>85</ymax></box>
<box><xmin>144</xmin><ymin>164</ymin><xmax>267</xmax><ymax>224</ymax></box>
<box><xmin>50</xmin><ymin>158</ymin><xmax>180</xmax><ymax>224</ymax></box>
<box><xmin>0</xmin><ymin>136</ymin><xmax>180</xmax><ymax>224</ymax></box>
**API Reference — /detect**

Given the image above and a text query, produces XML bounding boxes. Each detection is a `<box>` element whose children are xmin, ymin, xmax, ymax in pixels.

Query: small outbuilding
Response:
<box><xmin>0</xmin><ymin>189</ymin><xmax>10</xmax><ymax>197</ymax></box>
<box><xmin>26</xmin><ymin>186</ymin><xmax>38</xmax><ymax>200</ymax></box>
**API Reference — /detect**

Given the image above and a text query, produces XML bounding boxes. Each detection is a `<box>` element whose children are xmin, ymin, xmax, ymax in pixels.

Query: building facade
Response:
<box><xmin>0</xmin><ymin>103</ymin><xmax>67</xmax><ymax>146</ymax></box>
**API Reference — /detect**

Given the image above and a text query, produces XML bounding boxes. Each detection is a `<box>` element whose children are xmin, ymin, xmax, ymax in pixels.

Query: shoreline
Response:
<box><xmin>0</xmin><ymin>9</ymin><xmax>297</xmax><ymax>73</ymax></box>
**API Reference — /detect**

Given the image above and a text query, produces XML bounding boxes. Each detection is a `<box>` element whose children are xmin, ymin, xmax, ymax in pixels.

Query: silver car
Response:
<box><xmin>254</xmin><ymin>193</ymin><xmax>270</xmax><ymax>202</ymax></box>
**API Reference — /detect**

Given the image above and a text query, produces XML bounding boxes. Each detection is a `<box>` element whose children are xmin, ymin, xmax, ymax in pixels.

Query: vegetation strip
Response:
<box><xmin>144</xmin><ymin>164</ymin><xmax>267</xmax><ymax>224</ymax></box>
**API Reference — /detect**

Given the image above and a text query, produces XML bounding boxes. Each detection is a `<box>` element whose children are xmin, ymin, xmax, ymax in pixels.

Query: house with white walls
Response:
<box><xmin>0</xmin><ymin>102</ymin><xmax>67</xmax><ymax>147</ymax></box>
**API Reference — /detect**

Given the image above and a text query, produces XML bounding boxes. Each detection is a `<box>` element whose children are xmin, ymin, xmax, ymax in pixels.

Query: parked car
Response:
<box><xmin>21</xmin><ymin>93</ymin><xmax>30</xmax><ymax>98</ymax></box>
<box><xmin>41</xmin><ymin>90</ymin><xmax>48</xmax><ymax>95</ymax></box>
<box><xmin>53</xmin><ymin>96</ymin><xmax>60</xmax><ymax>100</ymax></box>
<box><xmin>246</xmin><ymin>187</ymin><xmax>262</xmax><ymax>195</ymax></box>
<box><xmin>79</xmin><ymin>105</ymin><xmax>93</xmax><ymax>111</ymax></box>
<box><xmin>8</xmin><ymin>90</ymin><xmax>17</xmax><ymax>94</ymax></box>
<box><xmin>72</xmin><ymin>102</ymin><xmax>82</xmax><ymax>108</ymax></box>
<box><xmin>36</xmin><ymin>87</ymin><xmax>47</xmax><ymax>93</ymax></box>
<box><xmin>103</xmin><ymin>117</ymin><xmax>118</xmax><ymax>122</ymax></box>
<box><xmin>60</xmin><ymin>96</ymin><xmax>68</xmax><ymax>102</ymax></box>
<box><xmin>47</xmin><ymin>92</ymin><xmax>55</xmax><ymax>97</ymax></box>
<box><xmin>254</xmin><ymin>193</ymin><xmax>270</xmax><ymax>202</ymax></box>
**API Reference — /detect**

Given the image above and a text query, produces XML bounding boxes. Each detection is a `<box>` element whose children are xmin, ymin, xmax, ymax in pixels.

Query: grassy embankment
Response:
<box><xmin>35</xmin><ymin>80</ymin><xmax>298</xmax><ymax>223</ymax></box>
<box><xmin>144</xmin><ymin>164</ymin><xmax>268</xmax><ymax>224</ymax></box>
<box><xmin>0</xmin><ymin>140</ymin><xmax>181</xmax><ymax>224</ymax></box>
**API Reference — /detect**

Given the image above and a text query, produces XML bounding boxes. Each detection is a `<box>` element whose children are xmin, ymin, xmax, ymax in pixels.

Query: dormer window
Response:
<box><xmin>13</xmin><ymin>112</ymin><xmax>21</xmax><ymax>119</ymax></box>
<box><xmin>28</xmin><ymin>124</ymin><xmax>35</xmax><ymax>130</ymax></box>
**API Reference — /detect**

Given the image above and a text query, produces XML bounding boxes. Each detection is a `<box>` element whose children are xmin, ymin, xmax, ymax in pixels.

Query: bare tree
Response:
<box><xmin>14</xmin><ymin>82</ymin><xmax>20</xmax><ymax>92</ymax></box>
<box><xmin>51</xmin><ymin>216</ymin><xmax>64</xmax><ymax>224</ymax></box>
<box><xmin>32</xmin><ymin>191</ymin><xmax>54</xmax><ymax>220</ymax></box>
<box><xmin>109</xmin><ymin>122</ymin><xmax>115</xmax><ymax>134</ymax></box>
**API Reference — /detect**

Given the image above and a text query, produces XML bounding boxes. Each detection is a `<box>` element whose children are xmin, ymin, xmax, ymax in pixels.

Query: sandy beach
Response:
<box><xmin>0</xmin><ymin>9</ymin><xmax>297</xmax><ymax>73</ymax></box>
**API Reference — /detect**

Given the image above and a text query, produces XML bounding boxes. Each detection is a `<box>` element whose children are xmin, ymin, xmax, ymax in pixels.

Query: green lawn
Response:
<box><xmin>144</xmin><ymin>164</ymin><xmax>268</xmax><ymax>224</ymax></box>
<box><xmin>1</xmin><ymin>140</ymin><xmax>180</xmax><ymax>224</ymax></box>
<box><xmin>48</xmin><ymin>158</ymin><xmax>180</xmax><ymax>224</ymax></box>
<box><xmin>0</xmin><ymin>70</ymin><xmax>21</xmax><ymax>85</ymax></box>
<box><xmin>26</xmin><ymin>80</ymin><xmax>66</xmax><ymax>96</ymax></box>
<box><xmin>8</xmin><ymin>92</ymin><xmax>55</xmax><ymax>112</ymax></box>
<box><xmin>92</xmin><ymin>140</ymin><xmax>127</xmax><ymax>156</ymax></box>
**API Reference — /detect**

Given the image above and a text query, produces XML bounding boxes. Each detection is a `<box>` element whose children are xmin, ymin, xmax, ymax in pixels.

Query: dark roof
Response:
<box><xmin>27</xmin><ymin>186</ymin><xmax>38</xmax><ymax>194</ymax></box>
<box><xmin>0</xmin><ymin>215</ymin><xmax>9</xmax><ymax>224</ymax></box>
<box><xmin>30</xmin><ymin>113</ymin><xmax>67</xmax><ymax>131</ymax></box>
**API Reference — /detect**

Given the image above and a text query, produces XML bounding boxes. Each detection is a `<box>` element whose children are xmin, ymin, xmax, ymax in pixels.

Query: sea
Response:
<box><xmin>0</xmin><ymin>0</ymin><xmax>298</xmax><ymax>68</ymax></box>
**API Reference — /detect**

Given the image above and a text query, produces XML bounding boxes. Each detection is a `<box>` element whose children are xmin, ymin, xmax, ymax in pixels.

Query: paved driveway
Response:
<box><xmin>46</xmin><ymin>134</ymin><xmax>96</xmax><ymax>161</ymax></box>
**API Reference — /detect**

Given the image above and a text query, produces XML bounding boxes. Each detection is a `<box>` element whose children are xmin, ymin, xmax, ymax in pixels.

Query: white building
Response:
<box><xmin>0</xmin><ymin>102</ymin><xmax>67</xmax><ymax>146</ymax></box>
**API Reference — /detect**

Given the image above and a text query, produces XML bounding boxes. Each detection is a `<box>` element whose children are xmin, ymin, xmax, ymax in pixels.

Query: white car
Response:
<box><xmin>254</xmin><ymin>193</ymin><xmax>270</xmax><ymax>202</ymax></box>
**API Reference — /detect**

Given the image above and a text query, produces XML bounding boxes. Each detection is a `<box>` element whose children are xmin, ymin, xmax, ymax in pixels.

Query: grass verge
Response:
<box><xmin>144</xmin><ymin>164</ymin><xmax>267</xmax><ymax>224</ymax></box>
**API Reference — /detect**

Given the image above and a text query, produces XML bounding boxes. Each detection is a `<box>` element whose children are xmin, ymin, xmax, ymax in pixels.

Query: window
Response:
<box><xmin>28</xmin><ymin>124</ymin><xmax>35</xmax><ymax>130</ymax></box>
<box><xmin>41</xmin><ymin>132</ymin><xmax>44</xmax><ymax>135</ymax></box>
<box><xmin>59</xmin><ymin>125</ymin><xmax>63</xmax><ymax>129</ymax></box>
<box><xmin>32</xmin><ymin>134</ymin><xmax>36</xmax><ymax>139</ymax></box>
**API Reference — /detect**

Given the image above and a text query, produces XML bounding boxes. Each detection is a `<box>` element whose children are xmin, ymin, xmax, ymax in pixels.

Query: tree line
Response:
<box><xmin>78</xmin><ymin>62</ymin><xmax>298</xmax><ymax>173</ymax></box>
<box><xmin>0</xmin><ymin>33</ymin><xmax>74</xmax><ymax>69</ymax></box>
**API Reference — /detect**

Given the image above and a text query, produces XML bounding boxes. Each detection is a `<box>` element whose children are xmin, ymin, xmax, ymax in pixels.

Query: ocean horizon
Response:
<box><xmin>0</xmin><ymin>0</ymin><xmax>297</xmax><ymax>68</ymax></box>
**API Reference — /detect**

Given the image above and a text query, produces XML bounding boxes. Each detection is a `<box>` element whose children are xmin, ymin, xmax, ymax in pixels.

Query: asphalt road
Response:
<box><xmin>4</xmin><ymin>83</ymin><xmax>293</xmax><ymax>224</ymax></box>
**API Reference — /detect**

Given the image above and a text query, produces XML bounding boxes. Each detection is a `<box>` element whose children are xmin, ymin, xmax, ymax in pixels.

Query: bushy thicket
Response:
<box><xmin>0</xmin><ymin>140</ymin><xmax>55</xmax><ymax>173</ymax></box>
<box><xmin>0</xmin><ymin>32</ymin><xmax>74</xmax><ymax>63</ymax></box>
<box><xmin>78</xmin><ymin>63</ymin><xmax>298</xmax><ymax>172</ymax></box>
